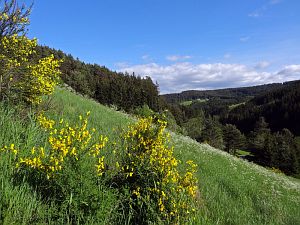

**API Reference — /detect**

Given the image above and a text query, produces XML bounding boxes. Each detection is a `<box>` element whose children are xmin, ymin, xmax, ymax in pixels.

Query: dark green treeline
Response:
<box><xmin>35</xmin><ymin>46</ymin><xmax>160</xmax><ymax>112</ymax></box>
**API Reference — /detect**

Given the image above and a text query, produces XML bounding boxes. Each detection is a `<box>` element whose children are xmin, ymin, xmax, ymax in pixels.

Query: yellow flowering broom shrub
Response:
<box><xmin>0</xmin><ymin>0</ymin><xmax>31</xmax><ymax>37</ymax></box>
<box><xmin>109</xmin><ymin>117</ymin><xmax>199</xmax><ymax>224</ymax></box>
<box><xmin>1</xmin><ymin>111</ymin><xmax>109</xmax><ymax>221</ymax></box>
<box><xmin>0</xmin><ymin>0</ymin><xmax>61</xmax><ymax>105</ymax></box>
<box><xmin>15</xmin><ymin>111</ymin><xmax>108</xmax><ymax>179</ymax></box>
<box><xmin>1</xmin><ymin>113</ymin><xmax>200</xmax><ymax>224</ymax></box>
<box><xmin>0</xmin><ymin>34</ymin><xmax>62</xmax><ymax>104</ymax></box>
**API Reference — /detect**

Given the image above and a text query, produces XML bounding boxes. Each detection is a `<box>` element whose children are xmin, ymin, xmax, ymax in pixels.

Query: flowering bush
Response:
<box><xmin>109</xmin><ymin>117</ymin><xmax>199</xmax><ymax>224</ymax></box>
<box><xmin>14</xmin><ymin>111</ymin><xmax>108</xmax><ymax>179</ymax></box>
<box><xmin>0</xmin><ymin>0</ymin><xmax>31</xmax><ymax>37</ymax></box>
<box><xmin>0</xmin><ymin>1</ymin><xmax>62</xmax><ymax>105</ymax></box>
<box><xmin>0</xmin><ymin>34</ymin><xmax>62</xmax><ymax>104</ymax></box>
<box><xmin>1</xmin><ymin>112</ymin><xmax>109</xmax><ymax>221</ymax></box>
<box><xmin>1</xmin><ymin>113</ymin><xmax>200</xmax><ymax>224</ymax></box>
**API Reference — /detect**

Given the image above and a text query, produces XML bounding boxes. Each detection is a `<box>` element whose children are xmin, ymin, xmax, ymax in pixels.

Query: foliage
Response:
<box><xmin>161</xmin><ymin>79</ymin><xmax>300</xmax><ymax>177</ymax></box>
<box><xmin>223</xmin><ymin>124</ymin><xmax>245</xmax><ymax>155</ymax></box>
<box><xmin>182</xmin><ymin>113</ymin><xmax>205</xmax><ymax>141</ymax></box>
<box><xmin>0</xmin><ymin>0</ymin><xmax>31</xmax><ymax>37</ymax></box>
<box><xmin>1</xmin><ymin>89</ymin><xmax>300</xmax><ymax>224</ymax></box>
<box><xmin>34</xmin><ymin>45</ymin><xmax>160</xmax><ymax>112</ymax></box>
<box><xmin>15</xmin><ymin>112</ymin><xmax>108</xmax><ymax>178</ymax></box>
<box><xmin>0</xmin><ymin>108</ymin><xmax>199</xmax><ymax>224</ymax></box>
<box><xmin>201</xmin><ymin>117</ymin><xmax>224</xmax><ymax>150</ymax></box>
<box><xmin>162</xmin><ymin>83</ymin><xmax>283</xmax><ymax>104</ymax></box>
<box><xmin>134</xmin><ymin>105</ymin><xmax>185</xmax><ymax>134</ymax></box>
<box><xmin>159</xmin><ymin>109</ymin><xmax>186</xmax><ymax>134</ymax></box>
<box><xmin>0</xmin><ymin>1</ymin><xmax>62</xmax><ymax>105</ymax></box>
<box><xmin>133</xmin><ymin>104</ymin><xmax>154</xmax><ymax>118</ymax></box>
<box><xmin>1</xmin><ymin>112</ymin><xmax>110</xmax><ymax>223</ymax></box>
<box><xmin>249</xmin><ymin>117</ymin><xmax>300</xmax><ymax>176</ymax></box>
<box><xmin>0</xmin><ymin>36</ymin><xmax>62</xmax><ymax>104</ymax></box>
<box><xmin>224</xmin><ymin>80</ymin><xmax>300</xmax><ymax>135</ymax></box>
<box><xmin>108</xmin><ymin>117</ymin><xmax>199</xmax><ymax>224</ymax></box>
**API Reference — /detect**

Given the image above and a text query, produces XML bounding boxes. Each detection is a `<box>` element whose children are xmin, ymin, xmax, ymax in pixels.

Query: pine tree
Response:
<box><xmin>223</xmin><ymin>124</ymin><xmax>245</xmax><ymax>155</ymax></box>
<box><xmin>183</xmin><ymin>111</ymin><xmax>205</xmax><ymax>141</ymax></box>
<box><xmin>250</xmin><ymin>117</ymin><xmax>271</xmax><ymax>151</ymax></box>
<box><xmin>249</xmin><ymin>117</ymin><xmax>274</xmax><ymax>165</ymax></box>
<box><xmin>202</xmin><ymin>117</ymin><xmax>224</xmax><ymax>149</ymax></box>
<box><xmin>273</xmin><ymin>129</ymin><xmax>299</xmax><ymax>175</ymax></box>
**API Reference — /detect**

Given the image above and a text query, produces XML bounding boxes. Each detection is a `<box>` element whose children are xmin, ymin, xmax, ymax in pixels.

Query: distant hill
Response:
<box><xmin>223</xmin><ymin>80</ymin><xmax>300</xmax><ymax>135</ymax></box>
<box><xmin>162</xmin><ymin>83</ymin><xmax>286</xmax><ymax>104</ymax></box>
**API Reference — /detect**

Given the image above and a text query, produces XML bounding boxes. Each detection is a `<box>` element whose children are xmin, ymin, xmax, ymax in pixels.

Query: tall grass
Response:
<box><xmin>0</xmin><ymin>104</ymin><xmax>48</xmax><ymax>224</ymax></box>
<box><xmin>1</xmin><ymin>88</ymin><xmax>299</xmax><ymax>224</ymax></box>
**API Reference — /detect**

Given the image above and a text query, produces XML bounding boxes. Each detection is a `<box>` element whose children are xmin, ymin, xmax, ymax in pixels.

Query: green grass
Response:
<box><xmin>1</xmin><ymin>88</ymin><xmax>300</xmax><ymax>224</ymax></box>
<box><xmin>180</xmin><ymin>100</ymin><xmax>193</xmax><ymax>106</ymax></box>
<box><xmin>180</xmin><ymin>98</ymin><xmax>208</xmax><ymax>106</ymax></box>
<box><xmin>229</xmin><ymin>102</ymin><xmax>246</xmax><ymax>110</ymax></box>
<box><xmin>173</xmin><ymin>137</ymin><xmax>300</xmax><ymax>224</ymax></box>
<box><xmin>236</xmin><ymin>149</ymin><xmax>254</xmax><ymax>157</ymax></box>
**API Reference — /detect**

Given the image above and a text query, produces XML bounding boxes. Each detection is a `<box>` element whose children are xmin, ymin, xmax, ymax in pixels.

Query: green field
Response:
<box><xmin>228</xmin><ymin>102</ymin><xmax>246</xmax><ymax>110</ymax></box>
<box><xmin>1</xmin><ymin>88</ymin><xmax>299</xmax><ymax>224</ymax></box>
<box><xmin>180</xmin><ymin>99</ymin><xmax>208</xmax><ymax>106</ymax></box>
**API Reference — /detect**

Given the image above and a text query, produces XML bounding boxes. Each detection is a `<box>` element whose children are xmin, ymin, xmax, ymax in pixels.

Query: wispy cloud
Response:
<box><xmin>142</xmin><ymin>54</ymin><xmax>155</xmax><ymax>62</ymax></box>
<box><xmin>166</xmin><ymin>55</ymin><xmax>192</xmax><ymax>62</ymax></box>
<box><xmin>223</xmin><ymin>53</ymin><xmax>231</xmax><ymax>59</ymax></box>
<box><xmin>118</xmin><ymin>62</ymin><xmax>300</xmax><ymax>94</ymax></box>
<box><xmin>240</xmin><ymin>36</ymin><xmax>250</xmax><ymax>42</ymax></box>
<box><xmin>142</xmin><ymin>55</ymin><xmax>150</xmax><ymax>60</ymax></box>
<box><xmin>254</xmin><ymin>61</ymin><xmax>271</xmax><ymax>69</ymax></box>
<box><xmin>248</xmin><ymin>0</ymin><xmax>283</xmax><ymax>18</ymax></box>
<box><xmin>277</xmin><ymin>64</ymin><xmax>300</xmax><ymax>78</ymax></box>
<box><xmin>248</xmin><ymin>12</ymin><xmax>261</xmax><ymax>18</ymax></box>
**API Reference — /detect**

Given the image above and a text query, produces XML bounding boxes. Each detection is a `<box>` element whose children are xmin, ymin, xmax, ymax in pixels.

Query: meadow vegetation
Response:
<box><xmin>0</xmin><ymin>1</ymin><xmax>300</xmax><ymax>224</ymax></box>
<box><xmin>1</xmin><ymin>89</ymin><xmax>300</xmax><ymax>224</ymax></box>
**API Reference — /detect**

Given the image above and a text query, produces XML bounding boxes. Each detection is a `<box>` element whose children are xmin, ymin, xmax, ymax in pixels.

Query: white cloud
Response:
<box><xmin>223</xmin><ymin>53</ymin><xmax>231</xmax><ymax>59</ymax></box>
<box><xmin>277</xmin><ymin>65</ymin><xmax>300</xmax><ymax>79</ymax></box>
<box><xmin>166</xmin><ymin>55</ymin><xmax>192</xmax><ymax>61</ymax></box>
<box><xmin>240</xmin><ymin>36</ymin><xmax>250</xmax><ymax>42</ymax></box>
<box><xmin>249</xmin><ymin>0</ymin><xmax>282</xmax><ymax>18</ymax></box>
<box><xmin>248</xmin><ymin>12</ymin><xmax>260</xmax><ymax>18</ymax></box>
<box><xmin>142</xmin><ymin>55</ymin><xmax>150</xmax><ymax>60</ymax></box>
<box><xmin>141</xmin><ymin>54</ymin><xmax>154</xmax><ymax>62</ymax></box>
<box><xmin>254</xmin><ymin>61</ymin><xmax>271</xmax><ymax>69</ymax></box>
<box><xmin>118</xmin><ymin>63</ymin><xmax>300</xmax><ymax>94</ymax></box>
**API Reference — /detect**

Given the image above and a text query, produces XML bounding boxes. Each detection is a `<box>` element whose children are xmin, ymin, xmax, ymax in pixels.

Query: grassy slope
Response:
<box><xmin>51</xmin><ymin>89</ymin><xmax>300</xmax><ymax>225</ymax></box>
<box><xmin>1</xmin><ymin>88</ymin><xmax>300</xmax><ymax>224</ymax></box>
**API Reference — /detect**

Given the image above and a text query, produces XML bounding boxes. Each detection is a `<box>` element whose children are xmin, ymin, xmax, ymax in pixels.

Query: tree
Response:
<box><xmin>0</xmin><ymin>0</ymin><xmax>32</xmax><ymax>37</ymax></box>
<box><xmin>250</xmin><ymin>117</ymin><xmax>271</xmax><ymax>150</ymax></box>
<box><xmin>202</xmin><ymin>117</ymin><xmax>224</xmax><ymax>149</ymax></box>
<box><xmin>249</xmin><ymin>118</ymin><xmax>300</xmax><ymax>176</ymax></box>
<box><xmin>182</xmin><ymin>111</ymin><xmax>205</xmax><ymax>141</ymax></box>
<box><xmin>249</xmin><ymin>117</ymin><xmax>274</xmax><ymax>164</ymax></box>
<box><xmin>273</xmin><ymin>129</ymin><xmax>299</xmax><ymax>175</ymax></box>
<box><xmin>223</xmin><ymin>124</ymin><xmax>245</xmax><ymax>155</ymax></box>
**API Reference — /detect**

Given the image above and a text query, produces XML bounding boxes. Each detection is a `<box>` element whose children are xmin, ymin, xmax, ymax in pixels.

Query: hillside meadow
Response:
<box><xmin>0</xmin><ymin>88</ymin><xmax>299</xmax><ymax>224</ymax></box>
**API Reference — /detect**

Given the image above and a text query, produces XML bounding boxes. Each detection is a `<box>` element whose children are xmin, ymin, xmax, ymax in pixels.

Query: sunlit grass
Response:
<box><xmin>236</xmin><ymin>149</ymin><xmax>254</xmax><ymax>157</ymax></box>
<box><xmin>180</xmin><ymin>98</ymin><xmax>208</xmax><ymax>106</ymax></box>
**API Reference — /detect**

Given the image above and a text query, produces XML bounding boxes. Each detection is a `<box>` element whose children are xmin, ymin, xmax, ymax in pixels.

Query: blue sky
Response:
<box><xmin>22</xmin><ymin>0</ymin><xmax>300</xmax><ymax>93</ymax></box>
